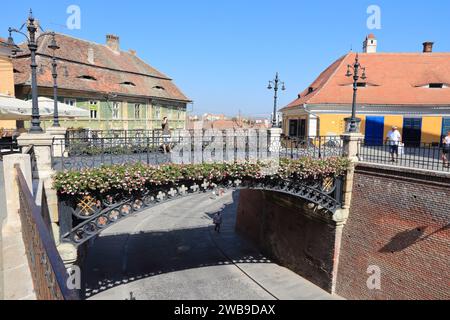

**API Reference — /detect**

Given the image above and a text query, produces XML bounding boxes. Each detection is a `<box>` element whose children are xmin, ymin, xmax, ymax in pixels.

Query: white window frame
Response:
<box><xmin>64</xmin><ymin>98</ymin><xmax>77</xmax><ymax>106</ymax></box>
<box><xmin>154</xmin><ymin>105</ymin><xmax>161</xmax><ymax>119</ymax></box>
<box><xmin>112</xmin><ymin>102</ymin><xmax>120</xmax><ymax>120</ymax></box>
<box><xmin>134</xmin><ymin>104</ymin><xmax>141</xmax><ymax>119</ymax></box>
<box><xmin>89</xmin><ymin>100</ymin><xmax>98</xmax><ymax>119</ymax></box>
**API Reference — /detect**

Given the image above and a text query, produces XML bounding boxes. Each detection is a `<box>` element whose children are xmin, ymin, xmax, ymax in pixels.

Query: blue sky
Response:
<box><xmin>2</xmin><ymin>1</ymin><xmax>450</xmax><ymax>117</ymax></box>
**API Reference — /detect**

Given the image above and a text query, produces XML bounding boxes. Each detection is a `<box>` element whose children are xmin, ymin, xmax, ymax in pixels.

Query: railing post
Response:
<box><xmin>146</xmin><ymin>136</ymin><xmax>150</xmax><ymax>165</ymax></box>
<box><xmin>46</xmin><ymin>127</ymin><xmax>67</xmax><ymax>158</ymax></box>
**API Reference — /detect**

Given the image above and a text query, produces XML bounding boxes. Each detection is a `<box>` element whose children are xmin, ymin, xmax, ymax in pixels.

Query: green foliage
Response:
<box><xmin>53</xmin><ymin>157</ymin><xmax>351</xmax><ymax>197</ymax></box>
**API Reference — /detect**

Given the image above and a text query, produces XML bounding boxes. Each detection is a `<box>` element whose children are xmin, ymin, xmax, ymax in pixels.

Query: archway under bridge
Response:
<box><xmin>81</xmin><ymin>190</ymin><xmax>342</xmax><ymax>300</ymax></box>
<box><xmin>58</xmin><ymin>175</ymin><xmax>345</xmax><ymax>246</ymax></box>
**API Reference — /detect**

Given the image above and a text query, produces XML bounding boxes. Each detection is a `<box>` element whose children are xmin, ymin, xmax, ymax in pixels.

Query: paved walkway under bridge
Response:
<box><xmin>83</xmin><ymin>191</ymin><xmax>341</xmax><ymax>300</ymax></box>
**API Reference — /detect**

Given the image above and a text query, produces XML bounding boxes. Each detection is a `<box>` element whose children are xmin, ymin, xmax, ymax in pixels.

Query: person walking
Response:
<box><xmin>441</xmin><ymin>131</ymin><xmax>450</xmax><ymax>168</ymax></box>
<box><xmin>213</xmin><ymin>212</ymin><xmax>223</xmax><ymax>233</ymax></box>
<box><xmin>161</xmin><ymin>117</ymin><xmax>171</xmax><ymax>154</ymax></box>
<box><xmin>386</xmin><ymin>126</ymin><xmax>402</xmax><ymax>163</ymax></box>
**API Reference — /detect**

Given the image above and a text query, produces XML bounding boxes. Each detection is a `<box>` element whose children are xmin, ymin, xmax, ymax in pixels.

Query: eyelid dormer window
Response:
<box><xmin>77</xmin><ymin>75</ymin><xmax>97</xmax><ymax>81</ymax></box>
<box><xmin>153</xmin><ymin>85</ymin><xmax>165</xmax><ymax>91</ymax></box>
<box><xmin>429</xmin><ymin>83</ymin><xmax>445</xmax><ymax>89</ymax></box>
<box><xmin>120</xmin><ymin>81</ymin><xmax>136</xmax><ymax>87</ymax></box>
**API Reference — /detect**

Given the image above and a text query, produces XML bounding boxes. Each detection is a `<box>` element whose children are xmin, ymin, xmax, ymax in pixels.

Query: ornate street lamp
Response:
<box><xmin>345</xmin><ymin>54</ymin><xmax>367</xmax><ymax>133</ymax></box>
<box><xmin>8</xmin><ymin>9</ymin><xmax>57</xmax><ymax>133</ymax></box>
<box><xmin>267</xmin><ymin>72</ymin><xmax>285</xmax><ymax>128</ymax></box>
<box><xmin>48</xmin><ymin>33</ymin><xmax>60</xmax><ymax>127</ymax></box>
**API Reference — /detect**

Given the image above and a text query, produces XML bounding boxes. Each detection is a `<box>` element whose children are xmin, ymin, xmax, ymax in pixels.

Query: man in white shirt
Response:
<box><xmin>386</xmin><ymin>126</ymin><xmax>402</xmax><ymax>162</ymax></box>
<box><xmin>441</xmin><ymin>131</ymin><xmax>450</xmax><ymax>168</ymax></box>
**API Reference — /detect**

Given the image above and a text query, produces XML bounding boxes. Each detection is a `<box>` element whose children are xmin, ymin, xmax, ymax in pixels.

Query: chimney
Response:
<box><xmin>423</xmin><ymin>41</ymin><xmax>434</xmax><ymax>53</ymax></box>
<box><xmin>106</xmin><ymin>34</ymin><xmax>120</xmax><ymax>52</ymax></box>
<box><xmin>129</xmin><ymin>49</ymin><xmax>136</xmax><ymax>56</ymax></box>
<box><xmin>363</xmin><ymin>34</ymin><xmax>377</xmax><ymax>53</ymax></box>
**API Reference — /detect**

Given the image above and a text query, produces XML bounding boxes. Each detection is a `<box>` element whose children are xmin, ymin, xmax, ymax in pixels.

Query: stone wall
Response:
<box><xmin>236</xmin><ymin>189</ymin><xmax>339</xmax><ymax>292</ymax></box>
<box><xmin>336</xmin><ymin>163</ymin><xmax>450</xmax><ymax>300</ymax></box>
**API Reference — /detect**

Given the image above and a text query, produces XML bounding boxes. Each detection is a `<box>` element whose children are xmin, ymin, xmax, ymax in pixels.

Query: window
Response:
<box><xmin>134</xmin><ymin>104</ymin><xmax>141</xmax><ymax>119</ymax></box>
<box><xmin>307</xmin><ymin>87</ymin><xmax>314</xmax><ymax>94</ymax></box>
<box><xmin>154</xmin><ymin>106</ymin><xmax>161</xmax><ymax>119</ymax></box>
<box><xmin>78</xmin><ymin>75</ymin><xmax>97</xmax><ymax>81</ymax></box>
<box><xmin>152</xmin><ymin>85</ymin><xmax>165</xmax><ymax>91</ymax></box>
<box><xmin>64</xmin><ymin>98</ymin><xmax>77</xmax><ymax>106</ymax></box>
<box><xmin>429</xmin><ymin>83</ymin><xmax>444</xmax><ymax>89</ymax></box>
<box><xmin>89</xmin><ymin>100</ymin><xmax>98</xmax><ymax>119</ymax></box>
<box><xmin>289</xmin><ymin>120</ymin><xmax>298</xmax><ymax>137</ymax></box>
<box><xmin>120</xmin><ymin>81</ymin><xmax>136</xmax><ymax>87</ymax></box>
<box><xmin>288</xmin><ymin>119</ymin><xmax>306</xmax><ymax>137</ymax></box>
<box><xmin>112</xmin><ymin>102</ymin><xmax>120</xmax><ymax>120</ymax></box>
<box><xmin>356</xmin><ymin>82</ymin><xmax>367</xmax><ymax>88</ymax></box>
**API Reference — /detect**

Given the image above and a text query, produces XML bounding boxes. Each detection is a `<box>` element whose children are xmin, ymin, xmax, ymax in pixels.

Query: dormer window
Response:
<box><xmin>429</xmin><ymin>83</ymin><xmax>444</xmax><ymax>89</ymax></box>
<box><xmin>120</xmin><ymin>81</ymin><xmax>136</xmax><ymax>87</ymax></box>
<box><xmin>357</xmin><ymin>82</ymin><xmax>367</xmax><ymax>88</ymax></box>
<box><xmin>153</xmin><ymin>85</ymin><xmax>165</xmax><ymax>91</ymax></box>
<box><xmin>307</xmin><ymin>87</ymin><xmax>314</xmax><ymax>94</ymax></box>
<box><xmin>77</xmin><ymin>75</ymin><xmax>97</xmax><ymax>81</ymax></box>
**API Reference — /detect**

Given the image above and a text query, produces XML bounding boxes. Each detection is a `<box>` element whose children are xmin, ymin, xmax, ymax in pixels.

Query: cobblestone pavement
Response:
<box><xmin>83</xmin><ymin>191</ymin><xmax>341</xmax><ymax>300</ymax></box>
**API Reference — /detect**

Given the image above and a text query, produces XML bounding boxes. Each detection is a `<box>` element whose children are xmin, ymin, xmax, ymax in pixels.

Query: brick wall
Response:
<box><xmin>236</xmin><ymin>189</ymin><xmax>338</xmax><ymax>292</ymax></box>
<box><xmin>336</xmin><ymin>163</ymin><xmax>450</xmax><ymax>300</ymax></box>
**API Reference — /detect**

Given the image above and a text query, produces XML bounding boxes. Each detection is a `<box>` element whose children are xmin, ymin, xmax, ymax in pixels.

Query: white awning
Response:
<box><xmin>31</xmin><ymin>97</ymin><xmax>89</xmax><ymax>119</ymax></box>
<box><xmin>0</xmin><ymin>95</ymin><xmax>33</xmax><ymax>120</ymax></box>
<box><xmin>0</xmin><ymin>95</ymin><xmax>89</xmax><ymax>120</ymax></box>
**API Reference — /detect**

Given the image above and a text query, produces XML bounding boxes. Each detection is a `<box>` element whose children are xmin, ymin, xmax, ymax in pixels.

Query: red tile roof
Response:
<box><xmin>13</xmin><ymin>33</ymin><xmax>190</xmax><ymax>102</ymax></box>
<box><xmin>282</xmin><ymin>52</ymin><xmax>450</xmax><ymax>111</ymax></box>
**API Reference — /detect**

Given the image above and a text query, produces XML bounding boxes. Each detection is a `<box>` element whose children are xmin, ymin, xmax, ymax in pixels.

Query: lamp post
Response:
<box><xmin>48</xmin><ymin>34</ymin><xmax>60</xmax><ymax>127</ymax></box>
<box><xmin>267</xmin><ymin>72</ymin><xmax>285</xmax><ymax>128</ymax></box>
<box><xmin>8</xmin><ymin>10</ymin><xmax>57</xmax><ymax>133</ymax></box>
<box><xmin>345</xmin><ymin>54</ymin><xmax>367</xmax><ymax>133</ymax></box>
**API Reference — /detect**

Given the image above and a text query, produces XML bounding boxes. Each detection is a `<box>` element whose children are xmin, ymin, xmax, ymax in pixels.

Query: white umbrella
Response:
<box><xmin>30</xmin><ymin>97</ymin><xmax>90</xmax><ymax>119</ymax></box>
<box><xmin>0</xmin><ymin>95</ymin><xmax>89</xmax><ymax>120</ymax></box>
<box><xmin>0</xmin><ymin>94</ymin><xmax>33</xmax><ymax>120</ymax></box>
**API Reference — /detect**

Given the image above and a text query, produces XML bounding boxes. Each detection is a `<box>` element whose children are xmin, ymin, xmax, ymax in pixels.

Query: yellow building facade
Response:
<box><xmin>0</xmin><ymin>48</ymin><xmax>16</xmax><ymax>130</ymax></box>
<box><xmin>281</xmin><ymin>38</ymin><xmax>450</xmax><ymax>145</ymax></box>
<box><xmin>283</xmin><ymin>111</ymin><xmax>448</xmax><ymax>145</ymax></box>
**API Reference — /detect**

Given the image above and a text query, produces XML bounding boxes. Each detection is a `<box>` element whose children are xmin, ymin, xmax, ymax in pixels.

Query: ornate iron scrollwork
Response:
<box><xmin>60</xmin><ymin>176</ymin><xmax>345</xmax><ymax>246</ymax></box>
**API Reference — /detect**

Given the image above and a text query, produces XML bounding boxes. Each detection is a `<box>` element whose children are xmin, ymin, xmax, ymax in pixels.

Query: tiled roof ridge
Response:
<box><xmin>15</xmin><ymin>51</ymin><xmax>172</xmax><ymax>81</ymax></box>
<box><xmin>30</xmin><ymin>32</ymin><xmax>172</xmax><ymax>80</ymax></box>
<box><xmin>307</xmin><ymin>52</ymin><xmax>351</xmax><ymax>105</ymax></box>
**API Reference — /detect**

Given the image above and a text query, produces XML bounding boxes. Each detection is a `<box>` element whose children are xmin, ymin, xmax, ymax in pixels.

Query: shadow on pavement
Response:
<box><xmin>82</xmin><ymin>196</ymin><xmax>271</xmax><ymax>299</ymax></box>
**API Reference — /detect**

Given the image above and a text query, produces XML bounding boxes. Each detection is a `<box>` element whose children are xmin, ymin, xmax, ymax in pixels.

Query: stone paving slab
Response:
<box><xmin>84</xmin><ymin>191</ymin><xmax>341</xmax><ymax>300</ymax></box>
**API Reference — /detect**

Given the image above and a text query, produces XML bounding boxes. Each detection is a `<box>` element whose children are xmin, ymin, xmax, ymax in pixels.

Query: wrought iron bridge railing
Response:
<box><xmin>15</xmin><ymin>163</ymin><xmax>79</xmax><ymax>300</ymax></box>
<box><xmin>58</xmin><ymin>175</ymin><xmax>345</xmax><ymax>246</ymax></box>
<box><xmin>281</xmin><ymin>136</ymin><xmax>344</xmax><ymax>159</ymax></box>
<box><xmin>52</xmin><ymin>130</ymin><xmax>294</xmax><ymax>171</ymax></box>
<box><xmin>357</xmin><ymin>139</ymin><xmax>450</xmax><ymax>172</ymax></box>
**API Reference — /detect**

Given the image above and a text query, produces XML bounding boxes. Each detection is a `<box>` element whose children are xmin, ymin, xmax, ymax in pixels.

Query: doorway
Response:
<box><xmin>365</xmin><ymin>116</ymin><xmax>385</xmax><ymax>146</ymax></box>
<box><xmin>403</xmin><ymin>118</ymin><xmax>422</xmax><ymax>147</ymax></box>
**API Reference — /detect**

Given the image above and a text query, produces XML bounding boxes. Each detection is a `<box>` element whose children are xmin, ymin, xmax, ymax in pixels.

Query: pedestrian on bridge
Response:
<box><xmin>213</xmin><ymin>212</ymin><xmax>223</xmax><ymax>233</ymax></box>
<box><xmin>441</xmin><ymin>131</ymin><xmax>450</xmax><ymax>168</ymax></box>
<box><xmin>386</xmin><ymin>126</ymin><xmax>402</xmax><ymax>163</ymax></box>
